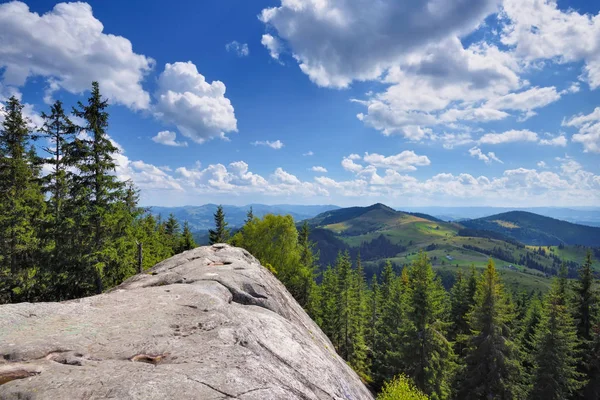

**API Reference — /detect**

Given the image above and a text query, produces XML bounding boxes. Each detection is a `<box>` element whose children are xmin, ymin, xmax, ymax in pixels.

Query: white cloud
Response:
<box><xmin>537</xmin><ymin>161</ymin><xmax>548</xmax><ymax>169</ymax></box>
<box><xmin>260</xmin><ymin>0</ymin><xmax>500</xmax><ymax>88</ymax></box>
<box><xmin>469</xmin><ymin>147</ymin><xmax>503</xmax><ymax>164</ymax></box>
<box><xmin>341</xmin><ymin>156</ymin><xmax>365</xmax><ymax>173</ymax></box>
<box><xmin>478</xmin><ymin>129</ymin><xmax>538</xmax><ymax>145</ymax></box>
<box><xmin>539</xmin><ymin>135</ymin><xmax>567</xmax><ymax>147</ymax></box>
<box><xmin>154</xmin><ymin>61</ymin><xmax>238</xmax><ymax>143</ymax></box>
<box><xmin>311</xmin><ymin>166</ymin><xmax>328</xmax><ymax>173</ymax></box>
<box><xmin>0</xmin><ymin>2</ymin><xmax>153</xmax><ymax>110</ymax></box>
<box><xmin>303</xmin><ymin>150</ymin><xmax>314</xmax><ymax>156</ymax></box>
<box><xmin>362</xmin><ymin>151</ymin><xmax>431</xmax><ymax>171</ymax></box>
<box><xmin>261</xmin><ymin>34</ymin><xmax>282</xmax><ymax>60</ymax></box>
<box><xmin>151</xmin><ymin>131</ymin><xmax>188</xmax><ymax>147</ymax></box>
<box><xmin>252</xmin><ymin>139</ymin><xmax>284</xmax><ymax>149</ymax></box>
<box><xmin>501</xmin><ymin>0</ymin><xmax>600</xmax><ymax>88</ymax></box>
<box><xmin>225</xmin><ymin>41</ymin><xmax>249</xmax><ymax>57</ymax></box>
<box><xmin>485</xmin><ymin>86</ymin><xmax>561</xmax><ymax>113</ymax></box>
<box><xmin>563</xmin><ymin>107</ymin><xmax>600</xmax><ymax>153</ymax></box>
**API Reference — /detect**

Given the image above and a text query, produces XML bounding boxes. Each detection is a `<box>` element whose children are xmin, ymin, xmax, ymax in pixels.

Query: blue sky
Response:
<box><xmin>1</xmin><ymin>0</ymin><xmax>599</xmax><ymax>207</ymax></box>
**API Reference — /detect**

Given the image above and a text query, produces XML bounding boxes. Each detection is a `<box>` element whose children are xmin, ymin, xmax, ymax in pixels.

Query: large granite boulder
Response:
<box><xmin>0</xmin><ymin>244</ymin><xmax>374</xmax><ymax>399</ymax></box>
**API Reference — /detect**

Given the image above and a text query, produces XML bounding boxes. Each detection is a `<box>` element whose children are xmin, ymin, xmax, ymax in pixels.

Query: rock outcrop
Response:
<box><xmin>0</xmin><ymin>244</ymin><xmax>374</xmax><ymax>400</ymax></box>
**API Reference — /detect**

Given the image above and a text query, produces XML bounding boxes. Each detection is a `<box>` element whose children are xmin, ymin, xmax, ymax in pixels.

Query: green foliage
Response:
<box><xmin>209</xmin><ymin>205</ymin><xmax>230</xmax><ymax>244</ymax></box>
<box><xmin>377</xmin><ymin>375</ymin><xmax>429</xmax><ymax>400</ymax></box>
<box><xmin>456</xmin><ymin>259</ymin><xmax>525</xmax><ymax>399</ymax></box>
<box><xmin>0</xmin><ymin>96</ymin><xmax>46</xmax><ymax>303</ymax></box>
<box><xmin>529</xmin><ymin>282</ymin><xmax>583</xmax><ymax>399</ymax></box>
<box><xmin>230</xmin><ymin>214</ymin><xmax>315</xmax><ymax>308</ymax></box>
<box><xmin>404</xmin><ymin>252</ymin><xmax>455</xmax><ymax>400</ymax></box>
<box><xmin>0</xmin><ymin>83</ymin><xmax>195</xmax><ymax>304</ymax></box>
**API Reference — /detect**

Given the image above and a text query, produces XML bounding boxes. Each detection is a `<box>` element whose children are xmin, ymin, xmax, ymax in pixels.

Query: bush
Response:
<box><xmin>377</xmin><ymin>375</ymin><xmax>428</xmax><ymax>400</ymax></box>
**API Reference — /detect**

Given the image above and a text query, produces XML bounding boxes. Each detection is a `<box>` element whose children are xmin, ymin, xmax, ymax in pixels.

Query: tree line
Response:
<box><xmin>0</xmin><ymin>84</ymin><xmax>196</xmax><ymax>304</ymax></box>
<box><xmin>211</xmin><ymin>206</ymin><xmax>600</xmax><ymax>399</ymax></box>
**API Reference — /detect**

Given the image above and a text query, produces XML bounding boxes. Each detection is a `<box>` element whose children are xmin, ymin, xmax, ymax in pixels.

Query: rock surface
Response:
<box><xmin>0</xmin><ymin>244</ymin><xmax>374</xmax><ymax>400</ymax></box>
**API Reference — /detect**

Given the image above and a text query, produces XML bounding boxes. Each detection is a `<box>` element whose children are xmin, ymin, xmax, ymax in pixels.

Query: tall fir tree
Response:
<box><xmin>372</xmin><ymin>261</ymin><xmax>405</xmax><ymax>387</ymax></box>
<box><xmin>0</xmin><ymin>96</ymin><xmax>46</xmax><ymax>303</ymax></box>
<box><xmin>518</xmin><ymin>295</ymin><xmax>543</xmax><ymax>382</ymax></box>
<box><xmin>404</xmin><ymin>252</ymin><xmax>455</xmax><ymax>400</ymax></box>
<box><xmin>71</xmin><ymin>81</ymin><xmax>129</xmax><ymax>294</ymax></box>
<box><xmin>457</xmin><ymin>259</ymin><xmax>525</xmax><ymax>400</ymax></box>
<box><xmin>178</xmin><ymin>221</ymin><xmax>196</xmax><ymax>253</ymax></box>
<box><xmin>530</xmin><ymin>281</ymin><xmax>583</xmax><ymax>400</ymax></box>
<box><xmin>39</xmin><ymin>100</ymin><xmax>76</xmax><ymax>296</ymax></box>
<box><xmin>298</xmin><ymin>221</ymin><xmax>319</xmax><ymax>317</ymax></box>
<box><xmin>573</xmin><ymin>251</ymin><xmax>598</xmax><ymax>399</ymax></box>
<box><xmin>209</xmin><ymin>205</ymin><xmax>230</xmax><ymax>244</ymax></box>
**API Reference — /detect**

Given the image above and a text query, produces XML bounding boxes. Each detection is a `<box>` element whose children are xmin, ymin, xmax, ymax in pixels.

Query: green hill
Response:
<box><xmin>461</xmin><ymin>211</ymin><xmax>600</xmax><ymax>246</ymax></box>
<box><xmin>305</xmin><ymin>204</ymin><xmax>598</xmax><ymax>293</ymax></box>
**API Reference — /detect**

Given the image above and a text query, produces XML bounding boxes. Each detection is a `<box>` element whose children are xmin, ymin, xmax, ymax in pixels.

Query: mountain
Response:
<box><xmin>461</xmin><ymin>211</ymin><xmax>600</xmax><ymax>247</ymax></box>
<box><xmin>305</xmin><ymin>204</ymin><xmax>597</xmax><ymax>293</ymax></box>
<box><xmin>402</xmin><ymin>206</ymin><xmax>600</xmax><ymax>227</ymax></box>
<box><xmin>150</xmin><ymin>204</ymin><xmax>340</xmax><ymax>232</ymax></box>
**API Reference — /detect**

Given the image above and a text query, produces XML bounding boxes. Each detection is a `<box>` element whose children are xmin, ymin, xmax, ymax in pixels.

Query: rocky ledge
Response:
<box><xmin>0</xmin><ymin>244</ymin><xmax>373</xmax><ymax>400</ymax></box>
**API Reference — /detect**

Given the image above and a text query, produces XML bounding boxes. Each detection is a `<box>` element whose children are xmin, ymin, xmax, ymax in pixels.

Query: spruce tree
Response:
<box><xmin>573</xmin><ymin>251</ymin><xmax>598</xmax><ymax>399</ymax></box>
<box><xmin>298</xmin><ymin>221</ymin><xmax>318</xmax><ymax>311</ymax></box>
<box><xmin>372</xmin><ymin>261</ymin><xmax>405</xmax><ymax>387</ymax></box>
<box><xmin>71</xmin><ymin>82</ymin><xmax>128</xmax><ymax>294</ymax></box>
<box><xmin>245</xmin><ymin>206</ymin><xmax>254</xmax><ymax>224</ymax></box>
<box><xmin>39</xmin><ymin>100</ymin><xmax>76</xmax><ymax>296</ymax></box>
<box><xmin>404</xmin><ymin>252</ymin><xmax>455</xmax><ymax>400</ymax></box>
<box><xmin>164</xmin><ymin>213</ymin><xmax>181</xmax><ymax>254</ymax></box>
<box><xmin>209</xmin><ymin>205</ymin><xmax>229</xmax><ymax>244</ymax></box>
<box><xmin>530</xmin><ymin>282</ymin><xmax>583</xmax><ymax>399</ymax></box>
<box><xmin>0</xmin><ymin>96</ymin><xmax>46</xmax><ymax>303</ymax></box>
<box><xmin>518</xmin><ymin>296</ymin><xmax>543</xmax><ymax>382</ymax></box>
<box><xmin>178</xmin><ymin>221</ymin><xmax>196</xmax><ymax>252</ymax></box>
<box><xmin>457</xmin><ymin>259</ymin><xmax>525</xmax><ymax>399</ymax></box>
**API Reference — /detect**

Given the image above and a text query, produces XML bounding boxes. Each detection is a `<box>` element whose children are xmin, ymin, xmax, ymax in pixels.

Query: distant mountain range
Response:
<box><xmin>401</xmin><ymin>206</ymin><xmax>600</xmax><ymax>227</ymax></box>
<box><xmin>300</xmin><ymin>203</ymin><xmax>599</xmax><ymax>292</ymax></box>
<box><xmin>461</xmin><ymin>211</ymin><xmax>600</xmax><ymax>247</ymax></box>
<box><xmin>150</xmin><ymin>204</ymin><xmax>340</xmax><ymax>232</ymax></box>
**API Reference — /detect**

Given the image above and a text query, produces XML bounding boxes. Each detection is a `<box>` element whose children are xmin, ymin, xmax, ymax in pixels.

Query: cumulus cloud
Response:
<box><xmin>478</xmin><ymin>129</ymin><xmax>538</xmax><ymax>145</ymax></box>
<box><xmin>154</xmin><ymin>61</ymin><xmax>238</xmax><ymax>143</ymax></box>
<box><xmin>303</xmin><ymin>150</ymin><xmax>314</xmax><ymax>156</ymax></box>
<box><xmin>252</xmin><ymin>139</ymin><xmax>284</xmax><ymax>149</ymax></box>
<box><xmin>563</xmin><ymin>107</ymin><xmax>600</xmax><ymax>153</ymax></box>
<box><xmin>261</xmin><ymin>34</ymin><xmax>282</xmax><ymax>60</ymax></box>
<box><xmin>260</xmin><ymin>0</ymin><xmax>501</xmax><ymax>88</ymax></box>
<box><xmin>0</xmin><ymin>2</ymin><xmax>153</xmax><ymax>110</ymax></box>
<box><xmin>311</xmin><ymin>166</ymin><xmax>328</xmax><ymax>173</ymax></box>
<box><xmin>469</xmin><ymin>147</ymin><xmax>503</xmax><ymax>164</ymax></box>
<box><xmin>225</xmin><ymin>41</ymin><xmax>249</xmax><ymax>57</ymax></box>
<box><xmin>501</xmin><ymin>0</ymin><xmax>600</xmax><ymax>89</ymax></box>
<box><xmin>539</xmin><ymin>135</ymin><xmax>567</xmax><ymax>147</ymax></box>
<box><xmin>537</xmin><ymin>161</ymin><xmax>548</xmax><ymax>169</ymax></box>
<box><xmin>151</xmin><ymin>131</ymin><xmax>188</xmax><ymax>147</ymax></box>
<box><xmin>362</xmin><ymin>151</ymin><xmax>431</xmax><ymax>171</ymax></box>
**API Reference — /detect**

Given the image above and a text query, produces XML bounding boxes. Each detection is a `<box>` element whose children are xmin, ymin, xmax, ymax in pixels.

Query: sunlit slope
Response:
<box><xmin>461</xmin><ymin>211</ymin><xmax>600</xmax><ymax>246</ymax></box>
<box><xmin>306</xmin><ymin>204</ymin><xmax>596</xmax><ymax>292</ymax></box>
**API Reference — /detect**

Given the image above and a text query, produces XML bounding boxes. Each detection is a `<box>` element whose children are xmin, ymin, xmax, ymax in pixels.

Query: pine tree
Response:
<box><xmin>518</xmin><ymin>296</ymin><xmax>543</xmax><ymax>381</ymax></box>
<box><xmin>178</xmin><ymin>221</ymin><xmax>196</xmax><ymax>252</ymax></box>
<box><xmin>164</xmin><ymin>213</ymin><xmax>181</xmax><ymax>254</ymax></box>
<box><xmin>372</xmin><ymin>261</ymin><xmax>405</xmax><ymax>387</ymax></box>
<box><xmin>209</xmin><ymin>205</ymin><xmax>229</xmax><ymax>244</ymax></box>
<box><xmin>457</xmin><ymin>259</ymin><xmax>525</xmax><ymax>399</ymax></box>
<box><xmin>70</xmin><ymin>81</ymin><xmax>129</xmax><ymax>294</ymax></box>
<box><xmin>298</xmin><ymin>221</ymin><xmax>318</xmax><ymax>311</ymax></box>
<box><xmin>404</xmin><ymin>252</ymin><xmax>455</xmax><ymax>400</ymax></box>
<box><xmin>38</xmin><ymin>100</ymin><xmax>77</xmax><ymax>296</ymax></box>
<box><xmin>529</xmin><ymin>282</ymin><xmax>583</xmax><ymax>399</ymax></box>
<box><xmin>573</xmin><ymin>251</ymin><xmax>598</xmax><ymax>399</ymax></box>
<box><xmin>449</xmin><ymin>269</ymin><xmax>475</xmax><ymax>343</ymax></box>
<box><xmin>245</xmin><ymin>206</ymin><xmax>254</xmax><ymax>224</ymax></box>
<box><xmin>0</xmin><ymin>97</ymin><xmax>46</xmax><ymax>303</ymax></box>
<box><xmin>366</xmin><ymin>274</ymin><xmax>380</xmax><ymax>373</ymax></box>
